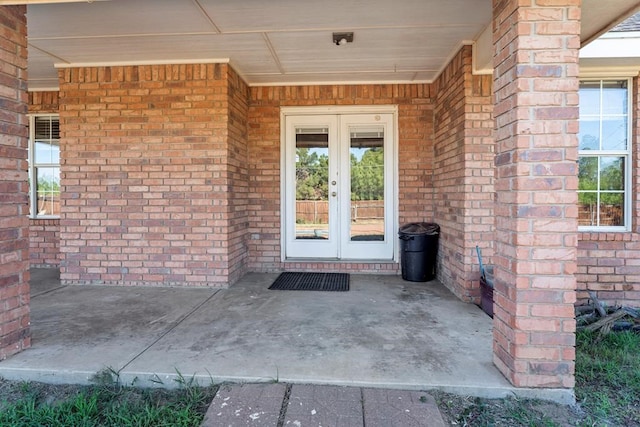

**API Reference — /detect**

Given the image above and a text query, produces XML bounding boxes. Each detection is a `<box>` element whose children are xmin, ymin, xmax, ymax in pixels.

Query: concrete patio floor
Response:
<box><xmin>0</xmin><ymin>269</ymin><xmax>573</xmax><ymax>403</ymax></box>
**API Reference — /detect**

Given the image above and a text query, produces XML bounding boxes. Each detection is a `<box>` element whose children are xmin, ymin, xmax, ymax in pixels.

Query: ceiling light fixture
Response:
<box><xmin>332</xmin><ymin>32</ymin><xmax>354</xmax><ymax>46</ymax></box>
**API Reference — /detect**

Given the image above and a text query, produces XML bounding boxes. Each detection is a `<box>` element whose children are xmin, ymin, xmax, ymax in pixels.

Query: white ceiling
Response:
<box><xmin>18</xmin><ymin>0</ymin><xmax>640</xmax><ymax>90</ymax></box>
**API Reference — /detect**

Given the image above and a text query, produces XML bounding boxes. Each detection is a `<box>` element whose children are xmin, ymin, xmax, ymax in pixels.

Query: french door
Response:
<box><xmin>283</xmin><ymin>111</ymin><xmax>395</xmax><ymax>260</ymax></box>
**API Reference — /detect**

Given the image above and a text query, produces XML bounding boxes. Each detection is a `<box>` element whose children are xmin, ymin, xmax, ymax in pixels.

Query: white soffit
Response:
<box><xmin>27</xmin><ymin>0</ymin><xmax>217</xmax><ymax>37</ymax></box>
<box><xmin>0</xmin><ymin>0</ymin><xmax>110</xmax><ymax>4</ymax></box>
<box><xmin>23</xmin><ymin>0</ymin><xmax>640</xmax><ymax>90</ymax></box>
<box><xmin>36</xmin><ymin>33</ymin><xmax>278</xmax><ymax>73</ymax></box>
<box><xmin>581</xmin><ymin>0</ymin><xmax>640</xmax><ymax>43</ymax></box>
<box><xmin>267</xmin><ymin>27</ymin><xmax>461</xmax><ymax>74</ymax></box>
<box><xmin>196</xmin><ymin>0</ymin><xmax>490</xmax><ymax>32</ymax></box>
<box><xmin>27</xmin><ymin>46</ymin><xmax>61</xmax><ymax>89</ymax></box>
<box><xmin>25</xmin><ymin>0</ymin><xmax>491</xmax><ymax>90</ymax></box>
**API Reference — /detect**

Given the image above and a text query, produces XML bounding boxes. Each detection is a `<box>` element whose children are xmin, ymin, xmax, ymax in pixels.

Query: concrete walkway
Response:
<box><xmin>0</xmin><ymin>269</ymin><xmax>574</xmax><ymax>408</ymax></box>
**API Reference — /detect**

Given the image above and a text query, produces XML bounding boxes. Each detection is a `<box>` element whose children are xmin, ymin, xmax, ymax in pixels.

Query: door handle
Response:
<box><xmin>331</xmin><ymin>192</ymin><xmax>337</xmax><ymax>197</ymax></box>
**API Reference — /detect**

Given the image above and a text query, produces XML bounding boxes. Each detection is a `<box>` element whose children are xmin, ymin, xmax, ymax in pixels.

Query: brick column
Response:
<box><xmin>492</xmin><ymin>0</ymin><xmax>579</xmax><ymax>388</ymax></box>
<box><xmin>0</xmin><ymin>5</ymin><xmax>30</xmax><ymax>359</ymax></box>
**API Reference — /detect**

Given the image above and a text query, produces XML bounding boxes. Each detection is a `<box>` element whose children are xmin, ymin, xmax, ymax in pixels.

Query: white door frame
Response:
<box><xmin>280</xmin><ymin>105</ymin><xmax>399</xmax><ymax>262</ymax></box>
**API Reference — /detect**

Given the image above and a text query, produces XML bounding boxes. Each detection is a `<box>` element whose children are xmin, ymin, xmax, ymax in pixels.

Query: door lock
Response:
<box><xmin>331</xmin><ymin>181</ymin><xmax>337</xmax><ymax>185</ymax></box>
<box><xmin>331</xmin><ymin>192</ymin><xmax>337</xmax><ymax>197</ymax></box>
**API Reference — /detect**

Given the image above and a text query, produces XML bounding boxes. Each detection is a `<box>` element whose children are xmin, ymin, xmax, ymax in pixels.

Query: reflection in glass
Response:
<box><xmin>578</xmin><ymin>118</ymin><xmax>599</xmax><ymax>150</ymax></box>
<box><xmin>602</xmin><ymin>80</ymin><xmax>628</xmax><ymax>116</ymax></box>
<box><xmin>36</xmin><ymin>167</ymin><xmax>60</xmax><ymax>216</ymax></box>
<box><xmin>35</xmin><ymin>140</ymin><xmax>60</xmax><ymax>163</ymax></box>
<box><xmin>578</xmin><ymin>80</ymin><xmax>629</xmax><ymax>228</ymax></box>
<box><xmin>579</xmin><ymin>82</ymin><xmax>601</xmax><ymax>116</ymax></box>
<box><xmin>599</xmin><ymin>157</ymin><xmax>624</xmax><ymax>191</ymax></box>
<box><xmin>578</xmin><ymin>157</ymin><xmax>598</xmax><ymax>191</ymax></box>
<box><xmin>349</xmin><ymin>126</ymin><xmax>384</xmax><ymax>241</ymax></box>
<box><xmin>598</xmin><ymin>193</ymin><xmax>624</xmax><ymax>226</ymax></box>
<box><xmin>578</xmin><ymin>192</ymin><xmax>597</xmax><ymax>227</ymax></box>
<box><xmin>579</xmin><ymin>80</ymin><xmax>628</xmax><ymax>151</ymax></box>
<box><xmin>578</xmin><ymin>156</ymin><xmax>625</xmax><ymax>227</ymax></box>
<box><xmin>295</xmin><ymin>127</ymin><xmax>329</xmax><ymax>240</ymax></box>
<box><xmin>601</xmin><ymin>118</ymin><xmax>627</xmax><ymax>151</ymax></box>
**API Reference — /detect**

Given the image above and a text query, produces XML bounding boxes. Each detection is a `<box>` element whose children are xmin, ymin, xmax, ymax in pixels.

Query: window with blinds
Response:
<box><xmin>28</xmin><ymin>115</ymin><xmax>61</xmax><ymax>218</ymax></box>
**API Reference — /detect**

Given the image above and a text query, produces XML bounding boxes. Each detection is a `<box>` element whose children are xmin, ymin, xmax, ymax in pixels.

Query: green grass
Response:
<box><xmin>436</xmin><ymin>329</ymin><xmax>640</xmax><ymax>426</ymax></box>
<box><xmin>0</xmin><ymin>376</ymin><xmax>217</xmax><ymax>427</ymax></box>
<box><xmin>2</xmin><ymin>331</ymin><xmax>640</xmax><ymax>426</ymax></box>
<box><xmin>575</xmin><ymin>329</ymin><xmax>640</xmax><ymax>426</ymax></box>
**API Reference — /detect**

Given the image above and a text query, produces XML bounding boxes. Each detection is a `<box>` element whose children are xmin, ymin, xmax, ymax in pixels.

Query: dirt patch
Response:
<box><xmin>0</xmin><ymin>379</ymin><xmax>82</xmax><ymax>408</ymax></box>
<box><xmin>433</xmin><ymin>391</ymin><xmax>586</xmax><ymax>426</ymax></box>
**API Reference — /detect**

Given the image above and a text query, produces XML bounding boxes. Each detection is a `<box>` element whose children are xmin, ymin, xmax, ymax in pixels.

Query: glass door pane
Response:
<box><xmin>295</xmin><ymin>127</ymin><xmax>330</xmax><ymax>240</ymax></box>
<box><xmin>349</xmin><ymin>126</ymin><xmax>385</xmax><ymax>241</ymax></box>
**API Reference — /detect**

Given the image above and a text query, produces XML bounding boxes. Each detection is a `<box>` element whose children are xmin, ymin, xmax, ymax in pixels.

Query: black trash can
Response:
<box><xmin>398</xmin><ymin>222</ymin><xmax>440</xmax><ymax>282</ymax></box>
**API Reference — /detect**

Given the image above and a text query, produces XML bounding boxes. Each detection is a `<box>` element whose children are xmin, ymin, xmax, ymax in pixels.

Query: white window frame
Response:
<box><xmin>28</xmin><ymin>114</ymin><xmax>60</xmax><ymax>219</ymax></box>
<box><xmin>578</xmin><ymin>78</ymin><xmax>632</xmax><ymax>232</ymax></box>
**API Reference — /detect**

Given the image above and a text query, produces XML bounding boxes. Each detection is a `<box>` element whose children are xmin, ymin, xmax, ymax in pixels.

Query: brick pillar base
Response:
<box><xmin>492</xmin><ymin>0</ymin><xmax>579</xmax><ymax>388</ymax></box>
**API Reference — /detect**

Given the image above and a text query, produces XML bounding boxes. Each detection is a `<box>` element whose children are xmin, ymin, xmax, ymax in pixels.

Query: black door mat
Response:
<box><xmin>269</xmin><ymin>272</ymin><xmax>349</xmax><ymax>291</ymax></box>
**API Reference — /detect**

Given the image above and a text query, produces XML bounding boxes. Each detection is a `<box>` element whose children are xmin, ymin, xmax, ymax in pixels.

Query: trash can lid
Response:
<box><xmin>399</xmin><ymin>222</ymin><xmax>439</xmax><ymax>235</ymax></box>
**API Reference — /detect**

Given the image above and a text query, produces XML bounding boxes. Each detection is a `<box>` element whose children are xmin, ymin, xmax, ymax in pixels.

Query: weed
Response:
<box><xmin>173</xmin><ymin>368</ymin><xmax>206</xmax><ymax>404</ymax></box>
<box><xmin>149</xmin><ymin>373</ymin><xmax>165</xmax><ymax>385</ymax></box>
<box><xmin>90</xmin><ymin>366</ymin><xmax>121</xmax><ymax>387</ymax></box>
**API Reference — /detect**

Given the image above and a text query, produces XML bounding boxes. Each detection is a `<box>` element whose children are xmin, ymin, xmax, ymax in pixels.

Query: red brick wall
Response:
<box><xmin>226</xmin><ymin>67</ymin><xmax>250</xmax><ymax>283</ymax></box>
<box><xmin>492</xmin><ymin>0</ymin><xmax>579</xmax><ymax>388</ymax></box>
<box><xmin>576</xmin><ymin>74</ymin><xmax>640</xmax><ymax>306</ymax></box>
<box><xmin>433</xmin><ymin>46</ymin><xmax>495</xmax><ymax>302</ymax></box>
<box><xmin>58</xmin><ymin>63</ymin><xmax>248</xmax><ymax>287</ymax></box>
<box><xmin>0</xmin><ymin>5</ymin><xmax>30</xmax><ymax>359</ymax></box>
<box><xmin>28</xmin><ymin>91</ymin><xmax>59</xmax><ymax>113</ymax></box>
<box><xmin>28</xmin><ymin>219</ymin><xmax>60</xmax><ymax>267</ymax></box>
<box><xmin>247</xmin><ymin>84</ymin><xmax>434</xmax><ymax>272</ymax></box>
<box><xmin>28</xmin><ymin>91</ymin><xmax>61</xmax><ymax>267</ymax></box>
